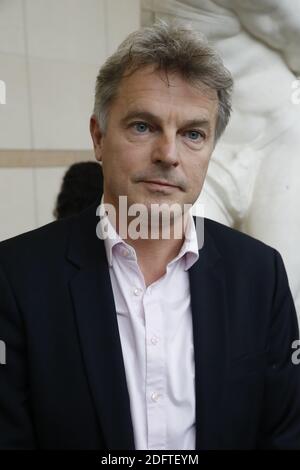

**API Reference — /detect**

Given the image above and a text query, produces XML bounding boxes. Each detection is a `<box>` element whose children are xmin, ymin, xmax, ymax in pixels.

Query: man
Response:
<box><xmin>0</xmin><ymin>21</ymin><xmax>299</xmax><ymax>450</ymax></box>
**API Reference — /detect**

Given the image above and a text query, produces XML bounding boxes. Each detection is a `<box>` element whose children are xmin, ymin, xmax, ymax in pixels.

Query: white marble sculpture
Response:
<box><xmin>142</xmin><ymin>0</ymin><xmax>300</xmax><ymax>322</ymax></box>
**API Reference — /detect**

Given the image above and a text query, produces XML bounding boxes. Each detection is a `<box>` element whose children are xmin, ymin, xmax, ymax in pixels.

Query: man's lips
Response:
<box><xmin>141</xmin><ymin>180</ymin><xmax>179</xmax><ymax>188</ymax></box>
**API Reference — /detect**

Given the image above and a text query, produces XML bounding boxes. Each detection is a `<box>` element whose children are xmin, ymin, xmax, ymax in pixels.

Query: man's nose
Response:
<box><xmin>151</xmin><ymin>133</ymin><xmax>179</xmax><ymax>167</ymax></box>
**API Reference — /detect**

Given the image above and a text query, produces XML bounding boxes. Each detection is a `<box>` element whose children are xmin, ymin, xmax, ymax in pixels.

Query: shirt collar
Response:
<box><xmin>99</xmin><ymin>194</ymin><xmax>199</xmax><ymax>271</ymax></box>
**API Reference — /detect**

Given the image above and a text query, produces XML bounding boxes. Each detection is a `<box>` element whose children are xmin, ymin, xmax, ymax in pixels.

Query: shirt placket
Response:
<box><xmin>143</xmin><ymin>292</ymin><xmax>167</xmax><ymax>450</ymax></box>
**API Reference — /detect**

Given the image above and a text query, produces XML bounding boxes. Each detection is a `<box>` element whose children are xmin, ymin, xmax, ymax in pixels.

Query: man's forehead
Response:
<box><xmin>115</xmin><ymin>68</ymin><xmax>217</xmax><ymax>121</ymax></box>
<box><xmin>118</xmin><ymin>66</ymin><xmax>218</xmax><ymax>102</ymax></box>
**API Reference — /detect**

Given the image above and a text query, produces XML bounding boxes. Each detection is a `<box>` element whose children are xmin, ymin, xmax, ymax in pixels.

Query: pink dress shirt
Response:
<box><xmin>99</xmin><ymin>196</ymin><xmax>199</xmax><ymax>450</ymax></box>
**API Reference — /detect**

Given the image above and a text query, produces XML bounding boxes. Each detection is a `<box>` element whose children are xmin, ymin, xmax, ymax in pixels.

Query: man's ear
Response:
<box><xmin>90</xmin><ymin>115</ymin><xmax>104</xmax><ymax>163</ymax></box>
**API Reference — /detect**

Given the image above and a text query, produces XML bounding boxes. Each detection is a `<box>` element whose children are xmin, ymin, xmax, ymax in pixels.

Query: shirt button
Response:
<box><xmin>151</xmin><ymin>336</ymin><xmax>159</xmax><ymax>345</ymax></box>
<box><xmin>133</xmin><ymin>287</ymin><xmax>143</xmax><ymax>296</ymax></box>
<box><xmin>151</xmin><ymin>392</ymin><xmax>161</xmax><ymax>403</ymax></box>
<box><xmin>121</xmin><ymin>248</ymin><xmax>130</xmax><ymax>257</ymax></box>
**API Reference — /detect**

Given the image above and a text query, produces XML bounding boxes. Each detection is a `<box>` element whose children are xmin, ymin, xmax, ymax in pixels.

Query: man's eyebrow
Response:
<box><xmin>120</xmin><ymin>111</ymin><xmax>162</xmax><ymax>126</ymax></box>
<box><xmin>180</xmin><ymin>118</ymin><xmax>212</xmax><ymax>130</ymax></box>
<box><xmin>120</xmin><ymin>110</ymin><xmax>212</xmax><ymax>130</ymax></box>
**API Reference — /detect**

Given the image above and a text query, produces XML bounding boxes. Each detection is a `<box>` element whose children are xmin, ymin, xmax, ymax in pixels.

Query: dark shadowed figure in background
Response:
<box><xmin>53</xmin><ymin>161</ymin><xmax>103</xmax><ymax>220</ymax></box>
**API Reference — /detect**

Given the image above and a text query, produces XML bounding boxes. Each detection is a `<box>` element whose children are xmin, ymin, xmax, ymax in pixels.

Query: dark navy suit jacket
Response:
<box><xmin>0</xmin><ymin>201</ymin><xmax>299</xmax><ymax>449</ymax></box>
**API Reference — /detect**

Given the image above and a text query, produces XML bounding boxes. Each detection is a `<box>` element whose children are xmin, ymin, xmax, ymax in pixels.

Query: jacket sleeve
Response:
<box><xmin>0</xmin><ymin>262</ymin><xmax>38</xmax><ymax>449</ymax></box>
<box><xmin>257</xmin><ymin>249</ymin><xmax>300</xmax><ymax>449</ymax></box>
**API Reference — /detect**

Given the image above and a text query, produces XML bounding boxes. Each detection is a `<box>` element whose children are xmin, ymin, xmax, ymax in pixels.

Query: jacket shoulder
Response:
<box><xmin>0</xmin><ymin>216</ymin><xmax>71</xmax><ymax>263</ymax></box>
<box><xmin>202</xmin><ymin>217</ymin><xmax>277</xmax><ymax>268</ymax></box>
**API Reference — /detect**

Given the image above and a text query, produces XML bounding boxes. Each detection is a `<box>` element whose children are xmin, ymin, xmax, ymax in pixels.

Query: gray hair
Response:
<box><xmin>93</xmin><ymin>20</ymin><xmax>233</xmax><ymax>141</ymax></box>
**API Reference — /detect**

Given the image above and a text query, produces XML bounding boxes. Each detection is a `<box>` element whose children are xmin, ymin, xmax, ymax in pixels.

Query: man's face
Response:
<box><xmin>90</xmin><ymin>65</ymin><xmax>218</xmax><ymax>215</ymax></box>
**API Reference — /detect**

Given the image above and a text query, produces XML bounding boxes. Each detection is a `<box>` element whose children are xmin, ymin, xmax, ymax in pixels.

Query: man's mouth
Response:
<box><xmin>141</xmin><ymin>179</ymin><xmax>179</xmax><ymax>189</ymax></box>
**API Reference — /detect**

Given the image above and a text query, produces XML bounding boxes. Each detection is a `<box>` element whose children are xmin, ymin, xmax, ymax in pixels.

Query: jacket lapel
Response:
<box><xmin>67</xmin><ymin>202</ymin><xmax>135</xmax><ymax>450</ymax></box>
<box><xmin>189</xmin><ymin>220</ymin><xmax>229</xmax><ymax>450</ymax></box>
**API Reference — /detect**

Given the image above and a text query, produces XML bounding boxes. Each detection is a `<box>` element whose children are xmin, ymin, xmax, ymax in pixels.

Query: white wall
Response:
<box><xmin>0</xmin><ymin>0</ymin><xmax>140</xmax><ymax>241</ymax></box>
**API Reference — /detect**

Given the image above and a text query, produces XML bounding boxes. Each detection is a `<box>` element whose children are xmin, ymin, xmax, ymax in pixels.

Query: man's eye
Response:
<box><xmin>132</xmin><ymin>122</ymin><xmax>150</xmax><ymax>133</ymax></box>
<box><xmin>185</xmin><ymin>130</ymin><xmax>204</xmax><ymax>141</ymax></box>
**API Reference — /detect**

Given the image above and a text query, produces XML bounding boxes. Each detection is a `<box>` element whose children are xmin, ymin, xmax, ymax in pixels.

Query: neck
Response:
<box><xmin>125</xmin><ymin>234</ymin><xmax>186</xmax><ymax>288</ymax></box>
<box><xmin>101</xmin><ymin>194</ymin><xmax>189</xmax><ymax>285</ymax></box>
<box><xmin>127</xmin><ymin>230</ymin><xmax>185</xmax><ymax>264</ymax></box>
